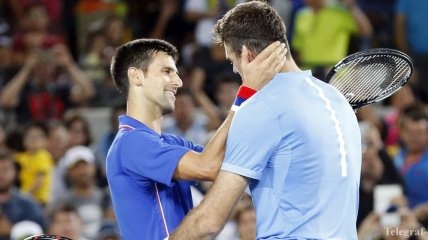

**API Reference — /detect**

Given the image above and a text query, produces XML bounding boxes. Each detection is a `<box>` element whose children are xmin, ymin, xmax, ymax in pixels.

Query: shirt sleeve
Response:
<box><xmin>221</xmin><ymin>100</ymin><xmax>283</xmax><ymax>180</ymax></box>
<box><xmin>119</xmin><ymin>130</ymin><xmax>191</xmax><ymax>186</ymax></box>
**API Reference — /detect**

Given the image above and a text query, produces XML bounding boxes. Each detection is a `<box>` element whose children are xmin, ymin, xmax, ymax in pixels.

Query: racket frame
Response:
<box><xmin>325</xmin><ymin>48</ymin><xmax>413</xmax><ymax>109</ymax></box>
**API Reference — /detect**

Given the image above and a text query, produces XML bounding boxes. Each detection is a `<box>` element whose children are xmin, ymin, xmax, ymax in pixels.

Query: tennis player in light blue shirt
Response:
<box><xmin>170</xmin><ymin>2</ymin><xmax>362</xmax><ymax>239</ymax></box>
<box><xmin>222</xmin><ymin>70</ymin><xmax>362</xmax><ymax>239</ymax></box>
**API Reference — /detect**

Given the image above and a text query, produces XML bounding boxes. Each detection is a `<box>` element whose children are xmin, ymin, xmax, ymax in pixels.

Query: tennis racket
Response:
<box><xmin>325</xmin><ymin>48</ymin><xmax>413</xmax><ymax>109</ymax></box>
<box><xmin>24</xmin><ymin>235</ymin><xmax>72</xmax><ymax>240</ymax></box>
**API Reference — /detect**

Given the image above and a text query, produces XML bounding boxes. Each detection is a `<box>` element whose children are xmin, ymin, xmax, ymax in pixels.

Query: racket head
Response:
<box><xmin>325</xmin><ymin>48</ymin><xmax>413</xmax><ymax>109</ymax></box>
<box><xmin>24</xmin><ymin>235</ymin><xmax>73</xmax><ymax>240</ymax></box>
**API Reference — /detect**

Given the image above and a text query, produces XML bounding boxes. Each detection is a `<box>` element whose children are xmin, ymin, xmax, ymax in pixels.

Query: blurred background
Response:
<box><xmin>0</xmin><ymin>0</ymin><xmax>427</xmax><ymax>239</ymax></box>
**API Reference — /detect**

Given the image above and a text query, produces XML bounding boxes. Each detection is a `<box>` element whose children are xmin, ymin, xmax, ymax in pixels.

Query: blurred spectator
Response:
<box><xmin>14</xmin><ymin>122</ymin><xmax>53</xmax><ymax>206</ymax></box>
<box><xmin>0</xmin><ymin>18</ymin><xmax>12</xmax><ymax>88</ymax></box>
<box><xmin>292</xmin><ymin>0</ymin><xmax>372</xmax><ymax>79</ymax></box>
<box><xmin>189</xmin><ymin>44</ymin><xmax>235</xmax><ymax>99</ymax></box>
<box><xmin>162</xmin><ymin>88</ymin><xmax>211</xmax><ymax>145</ymax></box>
<box><xmin>4</xmin><ymin>129</ymin><xmax>24</xmax><ymax>154</ymax></box>
<box><xmin>12</xmin><ymin>0</ymin><xmax>63</xmax><ymax>32</ymax></box>
<box><xmin>100</xmin><ymin>190</ymin><xmax>115</xmax><ymax>222</ymax></box>
<box><xmin>0</xmin><ymin>1</ymin><xmax>15</xmax><ymax>32</ymax></box>
<box><xmin>0</xmin><ymin>18</ymin><xmax>15</xmax><ymax>130</ymax></box>
<box><xmin>270</xmin><ymin>0</ymin><xmax>293</xmax><ymax>25</ymax></box>
<box><xmin>64</xmin><ymin>113</ymin><xmax>93</xmax><ymax>148</ymax></box>
<box><xmin>47</xmin><ymin>121</ymin><xmax>70</xmax><ymax>164</ymax></box>
<box><xmin>214</xmin><ymin>75</ymin><xmax>241</xmax><ymax>121</ymax></box>
<box><xmin>394</xmin><ymin>0</ymin><xmax>428</xmax><ymax>103</ymax></box>
<box><xmin>0</xmin><ymin>44</ymin><xmax>95</xmax><ymax>124</ymax></box>
<box><xmin>51</xmin><ymin>146</ymin><xmax>104</xmax><ymax>240</ymax></box>
<box><xmin>96</xmin><ymin>220</ymin><xmax>120</xmax><ymax>240</ymax></box>
<box><xmin>189</xmin><ymin>68</ymin><xmax>222</xmax><ymax>131</ymax></box>
<box><xmin>382</xmin><ymin>86</ymin><xmax>416</xmax><ymax>155</ymax></box>
<box><xmin>80</xmin><ymin>30</ymin><xmax>107</xmax><ymax>83</ymax></box>
<box><xmin>11</xmin><ymin>3</ymin><xmax>64</xmax><ymax>66</ymax></box>
<box><xmin>184</xmin><ymin>0</ymin><xmax>244</xmax><ymax>47</ymax></box>
<box><xmin>127</xmin><ymin>0</ymin><xmax>190</xmax><ymax>48</ymax></box>
<box><xmin>357</xmin><ymin>121</ymin><xmax>404</xmax><ymax>228</ymax></box>
<box><xmin>413</xmin><ymin>203</ymin><xmax>428</xmax><ymax>228</ymax></box>
<box><xmin>356</xmin><ymin>0</ymin><xmax>395</xmax><ymax>48</ymax></box>
<box><xmin>10</xmin><ymin>220</ymin><xmax>43</xmax><ymax>240</ymax></box>
<box><xmin>47</xmin><ymin>121</ymin><xmax>71</xmax><ymax>203</ymax></box>
<box><xmin>234</xmin><ymin>197</ymin><xmax>256</xmax><ymax>240</ymax></box>
<box><xmin>0</xmin><ymin>149</ymin><xmax>45</xmax><ymax>240</ymax></box>
<box><xmin>394</xmin><ymin>105</ymin><xmax>428</xmax><ymax>208</ymax></box>
<box><xmin>149</xmin><ymin>0</ymin><xmax>179</xmax><ymax>41</ymax></box>
<box><xmin>0</xmin><ymin>127</ymin><xmax>6</xmax><ymax>152</ymax></box>
<box><xmin>100</xmin><ymin>15</ymin><xmax>127</xmax><ymax>66</ymax></box>
<box><xmin>358</xmin><ymin>209</ymin><xmax>428</xmax><ymax>240</ymax></box>
<box><xmin>48</xmin><ymin>203</ymin><xmax>88</xmax><ymax>240</ymax></box>
<box><xmin>79</xmin><ymin>28</ymin><xmax>125</xmax><ymax>107</ymax></box>
<box><xmin>96</xmin><ymin>104</ymin><xmax>126</xmax><ymax>175</ymax></box>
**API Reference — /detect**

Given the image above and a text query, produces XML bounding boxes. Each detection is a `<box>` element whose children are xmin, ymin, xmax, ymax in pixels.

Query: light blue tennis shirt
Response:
<box><xmin>222</xmin><ymin>71</ymin><xmax>362</xmax><ymax>239</ymax></box>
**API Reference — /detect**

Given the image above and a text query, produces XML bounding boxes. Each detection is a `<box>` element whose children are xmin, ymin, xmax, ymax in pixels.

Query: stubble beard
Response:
<box><xmin>161</xmin><ymin>94</ymin><xmax>175</xmax><ymax>115</ymax></box>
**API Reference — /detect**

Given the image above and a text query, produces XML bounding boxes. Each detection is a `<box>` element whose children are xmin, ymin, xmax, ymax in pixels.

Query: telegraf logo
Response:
<box><xmin>385</xmin><ymin>227</ymin><xmax>427</xmax><ymax>238</ymax></box>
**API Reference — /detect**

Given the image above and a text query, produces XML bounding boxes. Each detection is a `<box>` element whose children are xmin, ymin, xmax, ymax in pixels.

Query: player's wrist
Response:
<box><xmin>231</xmin><ymin>85</ymin><xmax>257</xmax><ymax>111</ymax></box>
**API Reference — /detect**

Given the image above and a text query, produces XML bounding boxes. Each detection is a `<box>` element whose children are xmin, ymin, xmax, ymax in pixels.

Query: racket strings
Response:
<box><xmin>329</xmin><ymin>54</ymin><xmax>411</xmax><ymax>106</ymax></box>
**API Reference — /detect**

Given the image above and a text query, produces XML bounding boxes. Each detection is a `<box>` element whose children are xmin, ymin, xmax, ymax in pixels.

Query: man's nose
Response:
<box><xmin>174</xmin><ymin>74</ymin><xmax>183</xmax><ymax>88</ymax></box>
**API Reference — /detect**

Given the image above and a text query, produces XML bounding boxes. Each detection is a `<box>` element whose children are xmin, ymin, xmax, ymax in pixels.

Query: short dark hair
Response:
<box><xmin>213</xmin><ymin>1</ymin><xmax>290</xmax><ymax>56</ymax></box>
<box><xmin>110</xmin><ymin>39</ymin><xmax>178</xmax><ymax>98</ymax></box>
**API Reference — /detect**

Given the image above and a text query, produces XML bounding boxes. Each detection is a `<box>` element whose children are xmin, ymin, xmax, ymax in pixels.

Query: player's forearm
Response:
<box><xmin>170</xmin><ymin>210</ymin><xmax>220</xmax><ymax>239</ymax></box>
<box><xmin>199</xmin><ymin>110</ymin><xmax>234</xmax><ymax>180</ymax></box>
<box><xmin>171</xmin><ymin>171</ymin><xmax>248</xmax><ymax>239</ymax></box>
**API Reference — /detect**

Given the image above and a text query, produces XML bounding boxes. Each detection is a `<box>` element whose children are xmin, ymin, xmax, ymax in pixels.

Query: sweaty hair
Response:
<box><xmin>213</xmin><ymin>1</ymin><xmax>290</xmax><ymax>57</ymax></box>
<box><xmin>110</xmin><ymin>39</ymin><xmax>178</xmax><ymax>98</ymax></box>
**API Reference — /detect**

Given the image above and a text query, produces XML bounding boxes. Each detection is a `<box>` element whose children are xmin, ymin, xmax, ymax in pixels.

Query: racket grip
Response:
<box><xmin>231</xmin><ymin>85</ymin><xmax>257</xmax><ymax>111</ymax></box>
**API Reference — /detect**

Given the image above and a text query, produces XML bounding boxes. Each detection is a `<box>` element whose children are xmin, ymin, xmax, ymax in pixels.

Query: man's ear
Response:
<box><xmin>247</xmin><ymin>48</ymin><xmax>256</xmax><ymax>62</ymax></box>
<box><xmin>127</xmin><ymin>67</ymin><xmax>144</xmax><ymax>87</ymax></box>
<box><xmin>242</xmin><ymin>45</ymin><xmax>256</xmax><ymax>62</ymax></box>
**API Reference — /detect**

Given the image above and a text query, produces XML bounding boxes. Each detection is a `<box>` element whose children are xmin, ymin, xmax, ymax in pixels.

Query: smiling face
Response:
<box><xmin>141</xmin><ymin>51</ymin><xmax>183</xmax><ymax>115</ymax></box>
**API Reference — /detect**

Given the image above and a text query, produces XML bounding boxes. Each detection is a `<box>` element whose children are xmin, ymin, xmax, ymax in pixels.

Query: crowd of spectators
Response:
<box><xmin>0</xmin><ymin>0</ymin><xmax>427</xmax><ymax>239</ymax></box>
